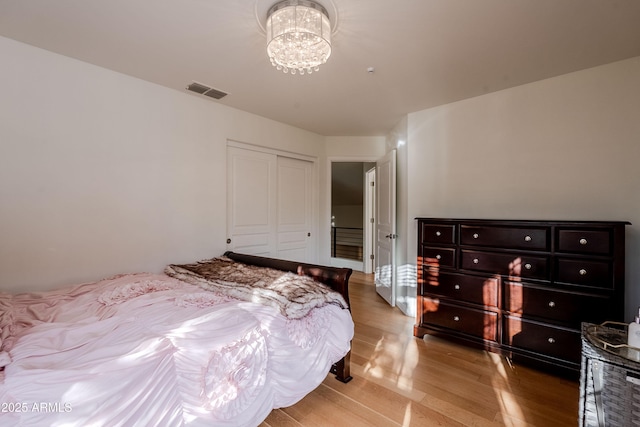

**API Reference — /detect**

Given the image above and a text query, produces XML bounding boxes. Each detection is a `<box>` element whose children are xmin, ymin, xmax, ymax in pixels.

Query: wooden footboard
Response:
<box><xmin>224</xmin><ymin>251</ymin><xmax>353</xmax><ymax>383</ymax></box>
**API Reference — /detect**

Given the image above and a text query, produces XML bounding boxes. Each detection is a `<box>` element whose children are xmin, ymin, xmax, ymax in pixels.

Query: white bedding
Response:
<box><xmin>0</xmin><ymin>272</ymin><xmax>354</xmax><ymax>426</ymax></box>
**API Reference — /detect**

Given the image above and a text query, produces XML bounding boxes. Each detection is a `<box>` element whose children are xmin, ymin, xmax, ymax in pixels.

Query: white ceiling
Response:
<box><xmin>2</xmin><ymin>0</ymin><xmax>640</xmax><ymax>136</ymax></box>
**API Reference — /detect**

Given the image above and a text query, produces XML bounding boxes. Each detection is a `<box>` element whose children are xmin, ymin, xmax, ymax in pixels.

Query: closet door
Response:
<box><xmin>227</xmin><ymin>146</ymin><xmax>315</xmax><ymax>262</ymax></box>
<box><xmin>277</xmin><ymin>156</ymin><xmax>314</xmax><ymax>262</ymax></box>
<box><xmin>226</xmin><ymin>146</ymin><xmax>277</xmax><ymax>256</ymax></box>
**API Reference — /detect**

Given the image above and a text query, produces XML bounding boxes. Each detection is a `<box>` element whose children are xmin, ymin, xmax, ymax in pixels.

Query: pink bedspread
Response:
<box><xmin>0</xmin><ymin>273</ymin><xmax>354</xmax><ymax>426</ymax></box>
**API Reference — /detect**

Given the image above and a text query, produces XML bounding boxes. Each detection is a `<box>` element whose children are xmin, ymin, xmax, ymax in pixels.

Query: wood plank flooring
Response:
<box><xmin>261</xmin><ymin>271</ymin><xmax>579</xmax><ymax>426</ymax></box>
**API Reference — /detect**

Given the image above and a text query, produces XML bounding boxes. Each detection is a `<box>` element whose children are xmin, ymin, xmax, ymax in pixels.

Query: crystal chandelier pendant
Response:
<box><xmin>266</xmin><ymin>0</ymin><xmax>332</xmax><ymax>75</ymax></box>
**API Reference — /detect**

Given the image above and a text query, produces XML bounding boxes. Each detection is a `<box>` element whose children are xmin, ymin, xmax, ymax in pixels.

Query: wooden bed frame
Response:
<box><xmin>224</xmin><ymin>251</ymin><xmax>353</xmax><ymax>383</ymax></box>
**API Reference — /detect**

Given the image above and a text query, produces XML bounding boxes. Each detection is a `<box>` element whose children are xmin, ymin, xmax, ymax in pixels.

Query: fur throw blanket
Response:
<box><xmin>164</xmin><ymin>257</ymin><xmax>348</xmax><ymax>319</ymax></box>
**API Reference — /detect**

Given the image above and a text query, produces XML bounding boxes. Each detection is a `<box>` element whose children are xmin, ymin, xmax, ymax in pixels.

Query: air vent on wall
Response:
<box><xmin>186</xmin><ymin>82</ymin><xmax>228</xmax><ymax>100</ymax></box>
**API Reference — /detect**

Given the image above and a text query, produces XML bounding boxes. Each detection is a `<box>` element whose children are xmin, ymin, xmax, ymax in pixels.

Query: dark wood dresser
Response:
<box><xmin>414</xmin><ymin>218</ymin><xmax>629</xmax><ymax>376</ymax></box>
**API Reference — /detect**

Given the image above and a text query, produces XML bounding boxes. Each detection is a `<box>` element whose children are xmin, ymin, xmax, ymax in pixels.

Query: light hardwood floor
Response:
<box><xmin>261</xmin><ymin>271</ymin><xmax>579</xmax><ymax>426</ymax></box>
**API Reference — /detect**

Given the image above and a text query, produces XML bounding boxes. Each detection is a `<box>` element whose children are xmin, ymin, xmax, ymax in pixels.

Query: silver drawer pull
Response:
<box><xmin>436</xmin><ymin>231</ymin><xmax>441</xmax><ymax>237</ymax></box>
<box><xmin>524</xmin><ymin>263</ymin><xmax>532</xmax><ymax>270</ymax></box>
<box><xmin>436</xmin><ymin>254</ymin><xmax>442</xmax><ymax>260</ymax></box>
<box><xmin>454</xmin><ymin>284</ymin><xmax>461</xmax><ymax>290</ymax></box>
<box><xmin>524</xmin><ymin>235</ymin><xmax>532</xmax><ymax>242</ymax></box>
<box><xmin>548</xmin><ymin>337</ymin><xmax>556</xmax><ymax>344</ymax></box>
<box><xmin>579</xmin><ymin>238</ymin><xmax>588</xmax><ymax>245</ymax></box>
<box><xmin>579</xmin><ymin>269</ymin><xmax>587</xmax><ymax>276</ymax></box>
<box><xmin>548</xmin><ymin>301</ymin><xmax>556</xmax><ymax>308</ymax></box>
<box><xmin>473</xmin><ymin>258</ymin><xmax>479</xmax><ymax>264</ymax></box>
<box><xmin>453</xmin><ymin>316</ymin><xmax>460</xmax><ymax>322</ymax></box>
<box><xmin>473</xmin><ymin>233</ymin><xmax>479</xmax><ymax>239</ymax></box>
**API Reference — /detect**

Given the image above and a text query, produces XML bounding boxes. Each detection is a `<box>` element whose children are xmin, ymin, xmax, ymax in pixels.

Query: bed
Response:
<box><xmin>0</xmin><ymin>251</ymin><xmax>354</xmax><ymax>426</ymax></box>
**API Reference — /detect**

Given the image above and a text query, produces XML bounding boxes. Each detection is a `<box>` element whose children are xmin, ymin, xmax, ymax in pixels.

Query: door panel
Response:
<box><xmin>227</xmin><ymin>147</ymin><xmax>277</xmax><ymax>255</ymax></box>
<box><xmin>375</xmin><ymin>150</ymin><xmax>397</xmax><ymax>306</ymax></box>
<box><xmin>277</xmin><ymin>156</ymin><xmax>313</xmax><ymax>262</ymax></box>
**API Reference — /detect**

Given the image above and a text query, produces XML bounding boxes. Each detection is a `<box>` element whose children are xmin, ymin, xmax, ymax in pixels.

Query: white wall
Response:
<box><xmin>406</xmin><ymin>56</ymin><xmax>640</xmax><ymax>320</ymax></box>
<box><xmin>331</xmin><ymin>205</ymin><xmax>364</xmax><ymax>228</ymax></box>
<box><xmin>0</xmin><ymin>36</ymin><xmax>324</xmax><ymax>292</ymax></box>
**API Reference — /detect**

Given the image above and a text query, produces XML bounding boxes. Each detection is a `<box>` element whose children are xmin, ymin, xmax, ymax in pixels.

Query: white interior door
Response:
<box><xmin>276</xmin><ymin>156</ymin><xmax>314</xmax><ymax>262</ymax></box>
<box><xmin>375</xmin><ymin>150</ymin><xmax>397</xmax><ymax>306</ymax></box>
<box><xmin>364</xmin><ymin>167</ymin><xmax>376</xmax><ymax>274</ymax></box>
<box><xmin>227</xmin><ymin>147</ymin><xmax>277</xmax><ymax>256</ymax></box>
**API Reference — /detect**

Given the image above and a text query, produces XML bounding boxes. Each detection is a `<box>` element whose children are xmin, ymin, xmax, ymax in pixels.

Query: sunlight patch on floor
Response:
<box><xmin>488</xmin><ymin>354</ymin><xmax>525</xmax><ymax>426</ymax></box>
<box><xmin>402</xmin><ymin>401</ymin><xmax>412</xmax><ymax>427</ymax></box>
<box><xmin>488</xmin><ymin>352</ymin><xmax>511</xmax><ymax>378</ymax></box>
<box><xmin>362</xmin><ymin>334</ymin><xmax>420</xmax><ymax>393</ymax></box>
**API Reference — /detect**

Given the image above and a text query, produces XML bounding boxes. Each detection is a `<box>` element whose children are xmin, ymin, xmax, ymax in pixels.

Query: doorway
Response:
<box><xmin>330</xmin><ymin>161</ymin><xmax>375</xmax><ymax>271</ymax></box>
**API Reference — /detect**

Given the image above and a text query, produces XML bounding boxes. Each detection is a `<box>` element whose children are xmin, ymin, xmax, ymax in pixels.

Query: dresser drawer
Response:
<box><xmin>504</xmin><ymin>282</ymin><xmax>610</xmax><ymax>326</ymax></box>
<box><xmin>423</xmin><ymin>271</ymin><xmax>499</xmax><ymax>308</ymax></box>
<box><xmin>555</xmin><ymin>258</ymin><xmax>613</xmax><ymax>288</ymax></box>
<box><xmin>420</xmin><ymin>298</ymin><xmax>498</xmax><ymax>342</ymax></box>
<box><xmin>460</xmin><ymin>225</ymin><xmax>549</xmax><ymax>251</ymax></box>
<box><xmin>503</xmin><ymin>316</ymin><xmax>581</xmax><ymax>363</ymax></box>
<box><xmin>421</xmin><ymin>246</ymin><xmax>456</xmax><ymax>268</ymax></box>
<box><xmin>421</xmin><ymin>223</ymin><xmax>456</xmax><ymax>245</ymax></box>
<box><xmin>557</xmin><ymin>229</ymin><xmax>611</xmax><ymax>255</ymax></box>
<box><xmin>461</xmin><ymin>250</ymin><xmax>549</xmax><ymax>280</ymax></box>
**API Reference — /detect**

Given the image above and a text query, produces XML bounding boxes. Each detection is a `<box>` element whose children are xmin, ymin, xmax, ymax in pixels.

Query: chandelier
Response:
<box><xmin>266</xmin><ymin>0</ymin><xmax>332</xmax><ymax>75</ymax></box>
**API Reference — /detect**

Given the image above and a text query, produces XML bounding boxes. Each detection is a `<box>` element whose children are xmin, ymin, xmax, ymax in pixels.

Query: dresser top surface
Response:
<box><xmin>415</xmin><ymin>218</ymin><xmax>631</xmax><ymax>226</ymax></box>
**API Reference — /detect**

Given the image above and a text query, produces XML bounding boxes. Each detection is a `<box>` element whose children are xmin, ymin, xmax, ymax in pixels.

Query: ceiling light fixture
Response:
<box><xmin>266</xmin><ymin>0</ymin><xmax>331</xmax><ymax>75</ymax></box>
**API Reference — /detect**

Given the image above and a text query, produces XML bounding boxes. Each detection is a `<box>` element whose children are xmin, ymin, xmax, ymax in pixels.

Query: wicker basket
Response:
<box><xmin>580</xmin><ymin>322</ymin><xmax>640</xmax><ymax>426</ymax></box>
